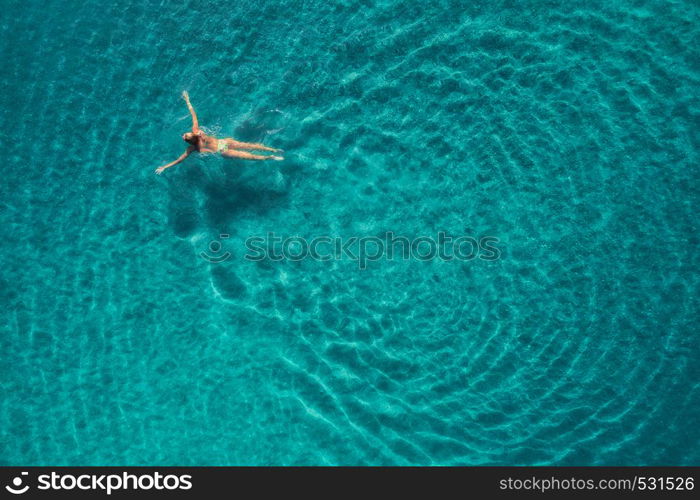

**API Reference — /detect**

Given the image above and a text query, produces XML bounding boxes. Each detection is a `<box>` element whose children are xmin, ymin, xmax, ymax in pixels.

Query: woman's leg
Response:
<box><xmin>225</xmin><ymin>138</ymin><xmax>281</xmax><ymax>152</ymax></box>
<box><xmin>222</xmin><ymin>149</ymin><xmax>283</xmax><ymax>161</ymax></box>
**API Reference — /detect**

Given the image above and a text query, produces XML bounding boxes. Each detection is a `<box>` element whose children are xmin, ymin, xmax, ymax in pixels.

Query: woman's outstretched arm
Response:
<box><xmin>182</xmin><ymin>91</ymin><xmax>199</xmax><ymax>132</ymax></box>
<box><xmin>155</xmin><ymin>146</ymin><xmax>195</xmax><ymax>174</ymax></box>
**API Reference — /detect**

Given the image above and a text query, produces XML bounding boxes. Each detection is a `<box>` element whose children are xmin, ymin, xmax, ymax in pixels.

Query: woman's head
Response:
<box><xmin>182</xmin><ymin>131</ymin><xmax>202</xmax><ymax>144</ymax></box>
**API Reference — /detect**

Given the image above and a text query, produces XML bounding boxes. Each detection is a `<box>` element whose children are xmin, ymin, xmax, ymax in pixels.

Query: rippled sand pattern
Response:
<box><xmin>1</xmin><ymin>0</ymin><xmax>698</xmax><ymax>464</ymax></box>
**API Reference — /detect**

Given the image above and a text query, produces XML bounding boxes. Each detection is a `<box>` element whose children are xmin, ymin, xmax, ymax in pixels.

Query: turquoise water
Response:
<box><xmin>1</xmin><ymin>0</ymin><xmax>698</xmax><ymax>465</ymax></box>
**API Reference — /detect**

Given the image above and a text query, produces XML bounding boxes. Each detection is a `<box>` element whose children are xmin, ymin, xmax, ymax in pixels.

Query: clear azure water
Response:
<box><xmin>1</xmin><ymin>0</ymin><xmax>698</xmax><ymax>465</ymax></box>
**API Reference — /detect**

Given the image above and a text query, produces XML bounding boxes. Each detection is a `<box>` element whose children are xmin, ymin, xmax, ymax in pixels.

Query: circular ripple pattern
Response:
<box><xmin>1</xmin><ymin>0</ymin><xmax>698</xmax><ymax>465</ymax></box>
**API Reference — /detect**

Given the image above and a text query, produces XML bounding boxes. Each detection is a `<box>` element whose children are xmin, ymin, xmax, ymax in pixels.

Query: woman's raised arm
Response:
<box><xmin>182</xmin><ymin>91</ymin><xmax>199</xmax><ymax>132</ymax></box>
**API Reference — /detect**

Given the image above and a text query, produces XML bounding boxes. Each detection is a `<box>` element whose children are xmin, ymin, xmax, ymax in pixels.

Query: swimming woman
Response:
<box><xmin>155</xmin><ymin>91</ymin><xmax>283</xmax><ymax>174</ymax></box>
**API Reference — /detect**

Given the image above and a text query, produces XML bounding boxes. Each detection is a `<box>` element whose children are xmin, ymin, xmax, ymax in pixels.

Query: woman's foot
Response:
<box><xmin>267</xmin><ymin>155</ymin><xmax>284</xmax><ymax>161</ymax></box>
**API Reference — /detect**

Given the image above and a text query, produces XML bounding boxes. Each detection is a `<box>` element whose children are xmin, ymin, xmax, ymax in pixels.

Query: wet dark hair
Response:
<box><xmin>183</xmin><ymin>131</ymin><xmax>200</xmax><ymax>145</ymax></box>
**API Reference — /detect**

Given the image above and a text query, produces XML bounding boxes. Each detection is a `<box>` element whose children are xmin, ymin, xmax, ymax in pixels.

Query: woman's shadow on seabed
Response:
<box><xmin>167</xmin><ymin>159</ymin><xmax>294</xmax><ymax>238</ymax></box>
